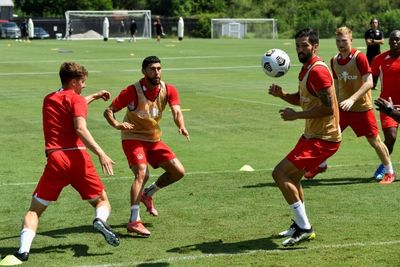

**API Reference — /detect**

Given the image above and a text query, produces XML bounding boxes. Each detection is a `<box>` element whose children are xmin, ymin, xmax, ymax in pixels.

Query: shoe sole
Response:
<box><xmin>282</xmin><ymin>232</ymin><xmax>316</xmax><ymax>247</ymax></box>
<box><xmin>127</xmin><ymin>228</ymin><xmax>151</xmax><ymax>237</ymax></box>
<box><xmin>93</xmin><ymin>220</ymin><xmax>120</xmax><ymax>247</ymax></box>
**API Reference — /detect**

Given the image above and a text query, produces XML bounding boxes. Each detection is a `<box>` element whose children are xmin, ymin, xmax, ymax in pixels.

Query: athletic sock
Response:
<box><xmin>319</xmin><ymin>161</ymin><xmax>327</xmax><ymax>168</ymax></box>
<box><xmin>95</xmin><ymin>205</ymin><xmax>110</xmax><ymax>222</ymax></box>
<box><xmin>384</xmin><ymin>163</ymin><xmax>394</xmax><ymax>174</ymax></box>
<box><xmin>290</xmin><ymin>201</ymin><xmax>311</xmax><ymax>230</ymax></box>
<box><xmin>130</xmin><ymin>205</ymin><xmax>140</xmax><ymax>222</ymax></box>
<box><xmin>18</xmin><ymin>228</ymin><xmax>36</xmax><ymax>254</ymax></box>
<box><xmin>144</xmin><ymin>183</ymin><xmax>160</xmax><ymax>197</ymax></box>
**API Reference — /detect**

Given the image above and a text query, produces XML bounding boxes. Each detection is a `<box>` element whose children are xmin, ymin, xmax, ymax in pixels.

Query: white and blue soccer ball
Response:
<box><xmin>261</xmin><ymin>48</ymin><xmax>290</xmax><ymax>77</ymax></box>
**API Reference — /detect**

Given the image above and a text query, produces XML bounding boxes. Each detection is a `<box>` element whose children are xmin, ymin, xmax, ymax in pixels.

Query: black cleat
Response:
<box><xmin>14</xmin><ymin>251</ymin><xmax>29</xmax><ymax>261</ymax></box>
<box><xmin>93</xmin><ymin>218</ymin><xmax>120</xmax><ymax>247</ymax></box>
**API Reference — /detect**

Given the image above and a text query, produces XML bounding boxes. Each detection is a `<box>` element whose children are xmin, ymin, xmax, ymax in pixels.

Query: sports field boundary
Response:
<box><xmin>78</xmin><ymin>239</ymin><xmax>400</xmax><ymax>267</ymax></box>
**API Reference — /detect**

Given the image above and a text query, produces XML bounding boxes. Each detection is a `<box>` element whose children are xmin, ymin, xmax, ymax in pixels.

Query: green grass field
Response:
<box><xmin>1</xmin><ymin>37</ymin><xmax>400</xmax><ymax>267</ymax></box>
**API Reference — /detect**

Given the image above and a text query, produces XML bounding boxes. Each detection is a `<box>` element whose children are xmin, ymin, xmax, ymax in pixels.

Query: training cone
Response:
<box><xmin>0</xmin><ymin>255</ymin><xmax>23</xmax><ymax>266</ymax></box>
<box><xmin>240</xmin><ymin>165</ymin><xmax>254</xmax><ymax>172</ymax></box>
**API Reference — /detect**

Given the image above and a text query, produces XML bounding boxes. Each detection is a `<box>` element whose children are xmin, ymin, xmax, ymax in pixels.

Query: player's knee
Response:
<box><xmin>272</xmin><ymin>168</ymin><xmax>281</xmax><ymax>183</ymax></box>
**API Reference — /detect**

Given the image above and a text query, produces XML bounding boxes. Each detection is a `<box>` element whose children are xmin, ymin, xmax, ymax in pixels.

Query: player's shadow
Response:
<box><xmin>167</xmin><ymin>236</ymin><xmax>301</xmax><ymax>255</ymax></box>
<box><xmin>0</xmin><ymin>243</ymin><xmax>111</xmax><ymax>259</ymax></box>
<box><xmin>242</xmin><ymin>176</ymin><xmax>375</xmax><ymax>189</ymax></box>
<box><xmin>0</xmin><ymin>222</ymin><xmax>154</xmax><ymax>243</ymax></box>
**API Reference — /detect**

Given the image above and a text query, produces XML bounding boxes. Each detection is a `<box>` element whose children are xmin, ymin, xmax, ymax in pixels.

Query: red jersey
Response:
<box><xmin>112</xmin><ymin>78</ymin><xmax>180</xmax><ymax>112</ymax></box>
<box><xmin>42</xmin><ymin>88</ymin><xmax>87</xmax><ymax>151</ymax></box>
<box><xmin>371</xmin><ymin>50</ymin><xmax>400</xmax><ymax>104</ymax></box>
<box><xmin>299</xmin><ymin>56</ymin><xmax>333</xmax><ymax>95</ymax></box>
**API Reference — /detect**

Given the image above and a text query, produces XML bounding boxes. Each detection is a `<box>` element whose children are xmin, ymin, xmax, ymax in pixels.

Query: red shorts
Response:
<box><xmin>340</xmin><ymin>109</ymin><xmax>379</xmax><ymax>137</ymax></box>
<box><xmin>286</xmin><ymin>136</ymin><xmax>341</xmax><ymax>172</ymax></box>
<box><xmin>33</xmin><ymin>150</ymin><xmax>104</xmax><ymax>201</ymax></box>
<box><xmin>380</xmin><ymin>112</ymin><xmax>399</xmax><ymax>129</ymax></box>
<box><xmin>122</xmin><ymin>139</ymin><xmax>176</xmax><ymax>168</ymax></box>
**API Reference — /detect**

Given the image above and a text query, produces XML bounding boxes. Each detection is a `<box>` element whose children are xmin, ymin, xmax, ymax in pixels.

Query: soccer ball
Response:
<box><xmin>261</xmin><ymin>49</ymin><xmax>290</xmax><ymax>77</ymax></box>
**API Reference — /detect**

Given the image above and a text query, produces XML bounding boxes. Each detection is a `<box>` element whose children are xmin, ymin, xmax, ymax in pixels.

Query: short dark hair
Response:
<box><xmin>142</xmin><ymin>56</ymin><xmax>161</xmax><ymax>69</ymax></box>
<box><xmin>295</xmin><ymin>28</ymin><xmax>319</xmax><ymax>45</ymax></box>
<box><xmin>59</xmin><ymin>62</ymin><xmax>88</xmax><ymax>86</ymax></box>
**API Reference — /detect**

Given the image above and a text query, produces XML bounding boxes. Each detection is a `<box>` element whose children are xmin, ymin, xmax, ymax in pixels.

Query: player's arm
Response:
<box><xmin>268</xmin><ymin>84</ymin><xmax>300</xmax><ymax>106</ymax></box>
<box><xmin>279</xmin><ymin>86</ymin><xmax>335</xmax><ymax>121</ymax></box>
<box><xmin>340</xmin><ymin>73</ymin><xmax>373</xmax><ymax>111</ymax></box>
<box><xmin>103</xmin><ymin>104</ymin><xmax>135</xmax><ymax>130</ymax></box>
<box><xmin>170</xmin><ymin>104</ymin><xmax>190</xmax><ymax>141</ymax></box>
<box><xmin>74</xmin><ymin>116</ymin><xmax>114</xmax><ymax>175</ymax></box>
<box><xmin>85</xmin><ymin>90</ymin><xmax>111</xmax><ymax>104</ymax></box>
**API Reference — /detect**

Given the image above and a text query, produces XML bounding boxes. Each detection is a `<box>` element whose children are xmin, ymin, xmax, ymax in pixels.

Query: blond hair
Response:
<box><xmin>336</xmin><ymin>26</ymin><xmax>352</xmax><ymax>38</ymax></box>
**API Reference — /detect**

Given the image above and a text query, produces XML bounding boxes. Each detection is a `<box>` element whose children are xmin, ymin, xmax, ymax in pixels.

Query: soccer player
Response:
<box><xmin>0</xmin><ymin>62</ymin><xmax>119</xmax><ymax>265</ymax></box>
<box><xmin>372</xmin><ymin>30</ymin><xmax>400</xmax><ymax>182</ymax></box>
<box><xmin>268</xmin><ymin>28</ymin><xmax>341</xmax><ymax>246</ymax></box>
<box><xmin>365</xmin><ymin>18</ymin><xmax>384</xmax><ymax>66</ymax></box>
<box><xmin>308</xmin><ymin>27</ymin><xmax>395</xmax><ymax>183</ymax></box>
<box><xmin>153</xmin><ymin>16</ymin><xmax>164</xmax><ymax>43</ymax></box>
<box><xmin>104</xmin><ymin>56</ymin><xmax>189</xmax><ymax>237</ymax></box>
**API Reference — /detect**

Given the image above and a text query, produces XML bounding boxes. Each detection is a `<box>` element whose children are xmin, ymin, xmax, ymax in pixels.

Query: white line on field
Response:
<box><xmin>0</xmin><ymin>64</ymin><xmax>302</xmax><ymax>76</ymax></box>
<box><xmin>77</xmin><ymin>239</ymin><xmax>400</xmax><ymax>267</ymax></box>
<box><xmin>0</xmin><ymin>163</ymin><xmax>381</xmax><ymax>188</ymax></box>
<box><xmin>0</xmin><ymin>55</ymin><xmax>284</xmax><ymax>64</ymax></box>
<box><xmin>195</xmin><ymin>92</ymin><xmax>282</xmax><ymax>106</ymax></box>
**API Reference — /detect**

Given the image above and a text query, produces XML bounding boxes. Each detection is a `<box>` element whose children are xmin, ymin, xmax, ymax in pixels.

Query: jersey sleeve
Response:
<box><xmin>307</xmin><ymin>65</ymin><xmax>333</xmax><ymax>93</ymax></box>
<box><xmin>71</xmin><ymin>95</ymin><xmax>87</xmax><ymax>118</ymax></box>
<box><xmin>371</xmin><ymin>54</ymin><xmax>383</xmax><ymax>78</ymax></box>
<box><xmin>356</xmin><ymin>52</ymin><xmax>371</xmax><ymax>75</ymax></box>
<box><xmin>112</xmin><ymin>85</ymin><xmax>137</xmax><ymax>111</ymax></box>
<box><xmin>166</xmin><ymin>84</ymin><xmax>180</xmax><ymax>106</ymax></box>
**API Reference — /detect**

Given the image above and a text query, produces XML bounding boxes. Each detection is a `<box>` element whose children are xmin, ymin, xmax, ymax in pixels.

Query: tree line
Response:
<box><xmin>14</xmin><ymin>0</ymin><xmax>400</xmax><ymax>38</ymax></box>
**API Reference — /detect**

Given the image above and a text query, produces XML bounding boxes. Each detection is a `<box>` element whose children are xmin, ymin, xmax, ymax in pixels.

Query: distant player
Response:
<box><xmin>365</xmin><ymin>18</ymin><xmax>384</xmax><ymax>66</ymax></box>
<box><xmin>268</xmin><ymin>28</ymin><xmax>341</xmax><ymax>246</ymax></box>
<box><xmin>104</xmin><ymin>56</ymin><xmax>189</xmax><ymax>237</ymax></box>
<box><xmin>371</xmin><ymin>30</ymin><xmax>400</xmax><ymax>183</ymax></box>
<box><xmin>129</xmin><ymin>19</ymin><xmax>137</xmax><ymax>42</ymax></box>
<box><xmin>0</xmin><ymin>62</ymin><xmax>119</xmax><ymax>266</ymax></box>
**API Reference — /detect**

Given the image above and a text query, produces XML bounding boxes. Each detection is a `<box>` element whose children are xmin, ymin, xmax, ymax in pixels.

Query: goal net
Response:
<box><xmin>211</xmin><ymin>18</ymin><xmax>278</xmax><ymax>39</ymax></box>
<box><xmin>65</xmin><ymin>10</ymin><xmax>151</xmax><ymax>40</ymax></box>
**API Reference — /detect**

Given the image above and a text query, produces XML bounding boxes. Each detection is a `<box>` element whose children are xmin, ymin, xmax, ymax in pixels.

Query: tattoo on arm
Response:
<box><xmin>317</xmin><ymin>89</ymin><xmax>332</xmax><ymax>107</ymax></box>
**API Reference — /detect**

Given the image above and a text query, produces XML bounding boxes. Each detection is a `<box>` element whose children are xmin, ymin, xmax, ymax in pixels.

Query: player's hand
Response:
<box><xmin>115</xmin><ymin>122</ymin><xmax>135</xmax><ymax>130</ymax></box>
<box><xmin>99</xmin><ymin>154</ymin><xmax>115</xmax><ymax>175</ymax></box>
<box><xmin>179</xmin><ymin>128</ymin><xmax>190</xmax><ymax>141</ymax></box>
<box><xmin>268</xmin><ymin>84</ymin><xmax>284</xmax><ymax>98</ymax></box>
<box><xmin>374</xmin><ymin>97</ymin><xmax>394</xmax><ymax>114</ymax></box>
<box><xmin>95</xmin><ymin>90</ymin><xmax>111</xmax><ymax>101</ymax></box>
<box><xmin>279</xmin><ymin>108</ymin><xmax>297</xmax><ymax>121</ymax></box>
<box><xmin>339</xmin><ymin>98</ymin><xmax>355</xmax><ymax>111</ymax></box>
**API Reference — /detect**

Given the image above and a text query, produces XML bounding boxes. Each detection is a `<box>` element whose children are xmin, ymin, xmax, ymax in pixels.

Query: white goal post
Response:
<box><xmin>65</xmin><ymin>10</ymin><xmax>152</xmax><ymax>40</ymax></box>
<box><xmin>211</xmin><ymin>18</ymin><xmax>278</xmax><ymax>39</ymax></box>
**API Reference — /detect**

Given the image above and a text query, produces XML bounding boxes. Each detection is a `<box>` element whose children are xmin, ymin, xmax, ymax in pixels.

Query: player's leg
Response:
<box><xmin>126</xmin><ymin>163</ymin><xmax>151</xmax><ymax>236</ymax></box>
<box><xmin>367</xmin><ymin>135</ymin><xmax>396</xmax><ymax>183</ymax></box>
<box><xmin>70</xmin><ymin>150</ymin><xmax>119</xmax><ymax>245</ymax></box>
<box><xmin>12</xmin><ymin>196</ymin><xmax>48</xmax><ymax>262</ymax></box>
<box><xmin>89</xmin><ymin>191</ymin><xmax>120</xmax><ymax>246</ymax></box>
<box><xmin>272</xmin><ymin>158</ymin><xmax>315</xmax><ymax>246</ymax></box>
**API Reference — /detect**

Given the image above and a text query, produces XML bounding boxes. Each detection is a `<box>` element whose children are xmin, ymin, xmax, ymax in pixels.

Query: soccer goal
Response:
<box><xmin>211</xmin><ymin>18</ymin><xmax>278</xmax><ymax>39</ymax></box>
<box><xmin>65</xmin><ymin>10</ymin><xmax>152</xmax><ymax>40</ymax></box>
